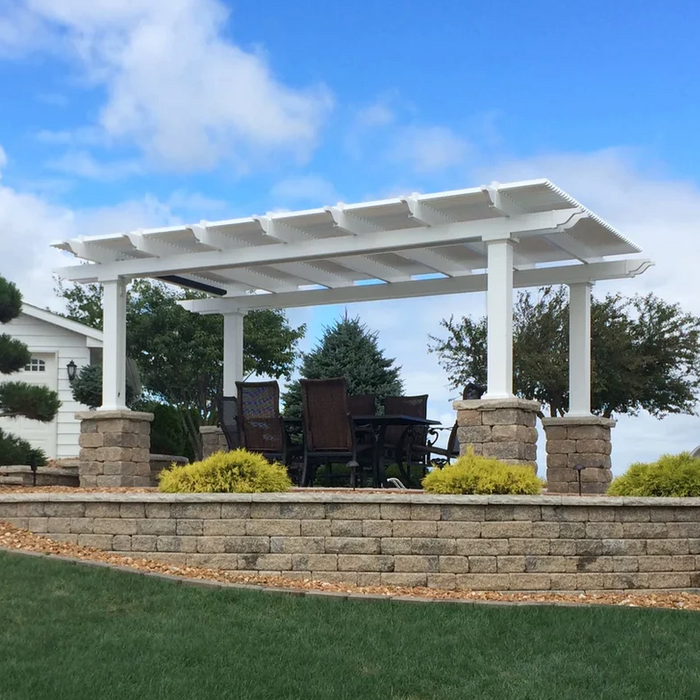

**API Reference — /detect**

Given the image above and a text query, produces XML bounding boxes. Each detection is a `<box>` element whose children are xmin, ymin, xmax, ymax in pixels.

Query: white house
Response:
<box><xmin>0</xmin><ymin>304</ymin><xmax>102</xmax><ymax>460</ymax></box>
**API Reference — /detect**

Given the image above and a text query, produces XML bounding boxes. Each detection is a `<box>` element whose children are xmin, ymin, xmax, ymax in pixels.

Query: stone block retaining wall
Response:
<box><xmin>2</xmin><ymin>494</ymin><xmax>699</xmax><ymax>592</ymax></box>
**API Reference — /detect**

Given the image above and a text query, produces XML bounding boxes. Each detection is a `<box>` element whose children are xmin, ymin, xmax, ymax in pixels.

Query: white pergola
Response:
<box><xmin>53</xmin><ymin>179</ymin><xmax>652</xmax><ymax>415</ymax></box>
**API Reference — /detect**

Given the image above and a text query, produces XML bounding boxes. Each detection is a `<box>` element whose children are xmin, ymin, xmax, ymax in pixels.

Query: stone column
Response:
<box><xmin>200</xmin><ymin>426</ymin><xmax>228</xmax><ymax>458</ymax></box>
<box><xmin>543</xmin><ymin>416</ymin><xmax>615</xmax><ymax>494</ymax></box>
<box><xmin>453</xmin><ymin>398</ymin><xmax>540</xmax><ymax>470</ymax></box>
<box><xmin>77</xmin><ymin>410</ymin><xmax>153</xmax><ymax>488</ymax></box>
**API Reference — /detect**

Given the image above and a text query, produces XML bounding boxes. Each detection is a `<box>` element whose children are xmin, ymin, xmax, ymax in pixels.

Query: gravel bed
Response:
<box><xmin>1</xmin><ymin>520</ymin><xmax>699</xmax><ymax>610</ymax></box>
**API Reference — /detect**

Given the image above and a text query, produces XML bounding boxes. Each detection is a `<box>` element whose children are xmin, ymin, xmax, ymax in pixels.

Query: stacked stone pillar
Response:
<box><xmin>77</xmin><ymin>410</ymin><xmax>153</xmax><ymax>488</ymax></box>
<box><xmin>200</xmin><ymin>426</ymin><xmax>228</xmax><ymax>458</ymax></box>
<box><xmin>542</xmin><ymin>416</ymin><xmax>615</xmax><ymax>494</ymax></box>
<box><xmin>452</xmin><ymin>399</ymin><xmax>540</xmax><ymax>471</ymax></box>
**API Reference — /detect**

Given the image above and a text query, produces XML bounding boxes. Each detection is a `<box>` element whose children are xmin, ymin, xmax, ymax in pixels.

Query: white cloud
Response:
<box><xmin>388</xmin><ymin>125</ymin><xmax>470</xmax><ymax>173</ymax></box>
<box><xmin>35</xmin><ymin>127</ymin><xmax>104</xmax><ymax>146</ymax></box>
<box><xmin>36</xmin><ymin>92</ymin><xmax>69</xmax><ymax>107</ymax></box>
<box><xmin>46</xmin><ymin>150</ymin><xmax>142</xmax><ymax>180</ymax></box>
<box><xmin>355</xmin><ymin>100</ymin><xmax>396</xmax><ymax>130</ymax></box>
<box><xmin>2</xmin><ymin>0</ymin><xmax>333</xmax><ymax>171</ymax></box>
<box><xmin>0</xmin><ymin>144</ymin><xmax>6</xmax><ymax>173</ymax></box>
<box><xmin>270</xmin><ymin>175</ymin><xmax>339</xmax><ymax>206</ymax></box>
<box><xmin>0</xmin><ymin>142</ymin><xmax>198</xmax><ymax>307</ymax></box>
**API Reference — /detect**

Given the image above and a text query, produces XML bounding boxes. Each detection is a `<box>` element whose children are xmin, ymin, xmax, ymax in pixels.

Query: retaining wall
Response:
<box><xmin>2</xmin><ymin>493</ymin><xmax>699</xmax><ymax>592</ymax></box>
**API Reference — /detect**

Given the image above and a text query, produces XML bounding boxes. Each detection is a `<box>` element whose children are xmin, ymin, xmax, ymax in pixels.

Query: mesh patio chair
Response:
<box><xmin>216</xmin><ymin>395</ymin><xmax>239</xmax><ymax>451</ymax></box>
<box><xmin>236</xmin><ymin>381</ymin><xmax>302</xmax><ymax>479</ymax></box>
<box><xmin>346</xmin><ymin>394</ymin><xmax>376</xmax><ymax>417</ymax></box>
<box><xmin>300</xmin><ymin>378</ymin><xmax>374</xmax><ymax>487</ymax></box>
<box><xmin>383</xmin><ymin>394</ymin><xmax>430</xmax><ymax>486</ymax></box>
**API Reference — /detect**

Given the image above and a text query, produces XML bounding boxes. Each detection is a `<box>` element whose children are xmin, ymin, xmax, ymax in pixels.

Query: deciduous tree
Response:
<box><xmin>429</xmin><ymin>287</ymin><xmax>700</xmax><ymax>419</ymax></box>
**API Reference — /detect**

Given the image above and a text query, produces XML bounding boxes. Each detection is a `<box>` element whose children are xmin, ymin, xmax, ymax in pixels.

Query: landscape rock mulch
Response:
<box><xmin>1</xmin><ymin>520</ymin><xmax>699</xmax><ymax>610</ymax></box>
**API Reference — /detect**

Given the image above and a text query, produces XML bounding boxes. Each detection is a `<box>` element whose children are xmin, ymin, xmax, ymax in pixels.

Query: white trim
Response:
<box><xmin>21</xmin><ymin>304</ymin><xmax>103</xmax><ymax>344</ymax></box>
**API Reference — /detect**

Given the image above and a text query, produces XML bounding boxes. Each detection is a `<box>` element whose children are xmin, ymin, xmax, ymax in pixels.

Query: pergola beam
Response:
<box><xmin>181</xmin><ymin>259</ymin><xmax>654</xmax><ymax>313</ymax></box>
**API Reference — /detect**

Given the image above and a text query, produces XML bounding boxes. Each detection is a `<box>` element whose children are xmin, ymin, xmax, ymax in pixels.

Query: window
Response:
<box><xmin>24</xmin><ymin>358</ymin><xmax>46</xmax><ymax>372</ymax></box>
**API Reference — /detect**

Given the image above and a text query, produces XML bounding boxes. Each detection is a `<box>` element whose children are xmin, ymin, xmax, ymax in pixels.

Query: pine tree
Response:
<box><xmin>0</xmin><ymin>276</ymin><xmax>61</xmax><ymax>465</ymax></box>
<box><xmin>283</xmin><ymin>315</ymin><xmax>403</xmax><ymax>416</ymax></box>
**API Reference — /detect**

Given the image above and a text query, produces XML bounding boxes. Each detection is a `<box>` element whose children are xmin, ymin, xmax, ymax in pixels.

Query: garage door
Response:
<box><xmin>0</xmin><ymin>353</ymin><xmax>58</xmax><ymax>459</ymax></box>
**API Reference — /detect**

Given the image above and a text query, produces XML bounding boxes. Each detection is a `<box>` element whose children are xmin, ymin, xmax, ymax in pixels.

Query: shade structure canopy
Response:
<box><xmin>52</xmin><ymin>178</ymin><xmax>652</xmax><ymax>411</ymax></box>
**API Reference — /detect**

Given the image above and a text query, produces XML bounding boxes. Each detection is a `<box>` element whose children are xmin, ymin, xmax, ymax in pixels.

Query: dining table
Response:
<box><xmin>351</xmin><ymin>414</ymin><xmax>440</xmax><ymax>487</ymax></box>
<box><xmin>284</xmin><ymin>414</ymin><xmax>440</xmax><ymax>487</ymax></box>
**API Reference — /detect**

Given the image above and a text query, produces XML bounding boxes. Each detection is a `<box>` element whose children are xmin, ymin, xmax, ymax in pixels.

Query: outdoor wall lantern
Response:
<box><xmin>66</xmin><ymin>360</ymin><xmax>77</xmax><ymax>382</ymax></box>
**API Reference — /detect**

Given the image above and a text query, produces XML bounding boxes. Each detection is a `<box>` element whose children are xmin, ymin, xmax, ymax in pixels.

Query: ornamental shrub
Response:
<box><xmin>607</xmin><ymin>453</ymin><xmax>700</xmax><ymax>497</ymax></box>
<box><xmin>0</xmin><ymin>428</ymin><xmax>47</xmax><ymax>466</ymax></box>
<box><xmin>422</xmin><ymin>449</ymin><xmax>543</xmax><ymax>495</ymax></box>
<box><xmin>158</xmin><ymin>449</ymin><xmax>292</xmax><ymax>493</ymax></box>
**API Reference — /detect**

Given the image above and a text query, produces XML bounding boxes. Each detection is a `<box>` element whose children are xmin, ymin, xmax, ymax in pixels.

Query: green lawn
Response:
<box><xmin>2</xmin><ymin>552</ymin><xmax>700</xmax><ymax>700</ymax></box>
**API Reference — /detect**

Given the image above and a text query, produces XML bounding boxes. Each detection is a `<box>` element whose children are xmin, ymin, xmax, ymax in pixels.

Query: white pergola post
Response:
<box><xmin>100</xmin><ymin>277</ymin><xmax>128</xmax><ymax>411</ymax></box>
<box><xmin>483</xmin><ymin>238</ymin><xmax>514</xmax><ymax>400</ymax></box>
<box><xmin>568</xmin><ymin>282</ymin><xmax>593</xmax><ymax>416</ymax></box>
<box><xmin>222</xmin><ymin>311</ymin><xmax>246</xmax><ymax>395</ymax></box>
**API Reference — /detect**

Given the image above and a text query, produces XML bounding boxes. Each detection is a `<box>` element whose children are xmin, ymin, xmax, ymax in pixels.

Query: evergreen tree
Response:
<box><xmin>283</xmin><ymin>315</ymin><xmax>403</xmax><ymax>416</ymax></box>
<box><xmin>0</xmin><ymin>276</ymin><xmax>61</xmax><ymax>465</ymax></box>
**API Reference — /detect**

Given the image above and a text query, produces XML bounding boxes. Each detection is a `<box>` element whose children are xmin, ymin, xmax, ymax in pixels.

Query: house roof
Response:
<box><xmin>52</xmin><ymin>179</ymin><xmax>652</xmax><ymax>311</ymax></box>
<box><xmin>22</xmin><ymin>304</ymin><xmax>104</xmax><ymax>344</ymax></box>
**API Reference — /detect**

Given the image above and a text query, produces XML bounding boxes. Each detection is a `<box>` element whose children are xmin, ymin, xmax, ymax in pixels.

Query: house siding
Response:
<box><xmin>1</xmin><ymin>313</ymin><xmax>97</xmax><ymax>459</ymax></box>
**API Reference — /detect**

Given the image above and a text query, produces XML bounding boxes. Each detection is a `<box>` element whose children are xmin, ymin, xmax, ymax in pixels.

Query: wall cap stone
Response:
<box><xmin>542</xmin><ymin>416</ymin><xmax>616</xmax><ymax>428</ymax></box>
<box><xmin>149</xmin><ymin>454</ymin><xmax>188</xmax><ymax>465</ymax></box>
<box><xmin>75</xmin><ymin>410</ymin><xmax>154</xmax><ymax>422</ymax></box>
<box><xmin>199</xmin><ymin>426</ymin><xmax>224</xmax><ymax>434</ymax></box>
<box><xmin>453</xmin><ymin>398</ymin><xmax>541</xmax><ymax>411</ymax></box>
<box><xmin>0</xmin><ymin>465</ymin><xmax>78</xmax><ymax>476</ymax></box>
<box><xmin>2</xmin><ymin>491</ymin><xmax>700</xmax><ymax>507</ymax></box>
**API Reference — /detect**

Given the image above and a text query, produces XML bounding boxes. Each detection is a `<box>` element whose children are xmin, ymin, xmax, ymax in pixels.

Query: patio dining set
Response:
<box><xmin>216</xmin><ymin>378</ymin><xmax>460</xmax><ymax>488</ymax></box>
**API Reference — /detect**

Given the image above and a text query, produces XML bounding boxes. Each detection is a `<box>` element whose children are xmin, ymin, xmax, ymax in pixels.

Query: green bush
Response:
<box><xmin>70</xmin><ymin>363</ymin><xmax>138</xmax><ymax>409</ymax></box>
<box><xmin>132</xmin><ymin>399</ymin><xmax>193</xmax><ymax>459</ymax></box>
<box><xmin>158</xmin><ymin>449</ymin><xmax>292</xmax><ymax>493</ymax></box>
<box><xmin>422</xmin><ymin>449</ymin><xmax>543</xmax><ymax>495</ymax></box>
<box><xmin>0</xmin><ymin>428</ymin><xmax>47</xmax><ymax>466</ymax></box>
<box><xmin>607</xmin><ymin>453</ymin><xmax>700</xmax><ymax>497</ymax></box>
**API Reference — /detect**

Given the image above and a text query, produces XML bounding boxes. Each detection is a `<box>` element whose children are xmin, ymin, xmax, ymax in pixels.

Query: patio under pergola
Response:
<box><xmin>53</xmin><ymin>178</ymin><xmax>652</xmax><ymax>492</ymax></box>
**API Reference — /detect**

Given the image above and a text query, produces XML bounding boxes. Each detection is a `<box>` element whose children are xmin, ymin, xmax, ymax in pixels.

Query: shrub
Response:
<box><xmin>0</xmin><ymin>428</ymin><xmax>47</xmax><ymax>466</ymax></box>
<box><xmin>132</xmin><ymin>399</ymin><xmax>192</xmax><ymax>459</ymax></box>
<box><xmin>607</xmin><ymin>453</ymin><xmax>700</xmax><ymax>497</ymax></box>
<box><xmin>422</xmin><ymin>449</ymin><xmax>543</xmax><ymax>495</ymax></box>
<box><xmin>158</xmin><ymin>449</ymin><xmax>292</xmax><ymax>493</ymax></box>
<box><xmin>71</xmin><ymin>363</ymin><xmax>138</xmax><ymax>409</ymax></box>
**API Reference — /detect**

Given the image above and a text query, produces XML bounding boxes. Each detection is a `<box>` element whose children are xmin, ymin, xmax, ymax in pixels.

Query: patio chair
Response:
<box><xmin>300</xmin><ymin>378</ymin><xmax>374</xmax><ymax>487</ymax></box>
<box><xmin>347</xmin><ymin>394</ymin><xmax>377</xmax><ymax>417</ymax></box>
<box><xmin>236</xmin><ymin>381</ymin><xmax>302</xmax><ymax>478</ymax></box>
<box><xmin>413</xmin><ymin>421</ymin><xmax>460</xmax><ymax>467</ymax></box>
<box><xmin>383</xmin><ymin>394</ymin><xmax>429</xmax><ymax>486</ymax></box>
<box><xmin>216</xmin><ymin>395</ymin><xmax>240</xmax><ymax>451</ymax></box>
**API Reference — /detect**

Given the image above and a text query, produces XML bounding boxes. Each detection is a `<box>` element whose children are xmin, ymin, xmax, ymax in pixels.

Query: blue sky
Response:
<box><xmin>1</xmin><ymin>0</ymin><xmax>699</xmax><ymax>470</ymax></box>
